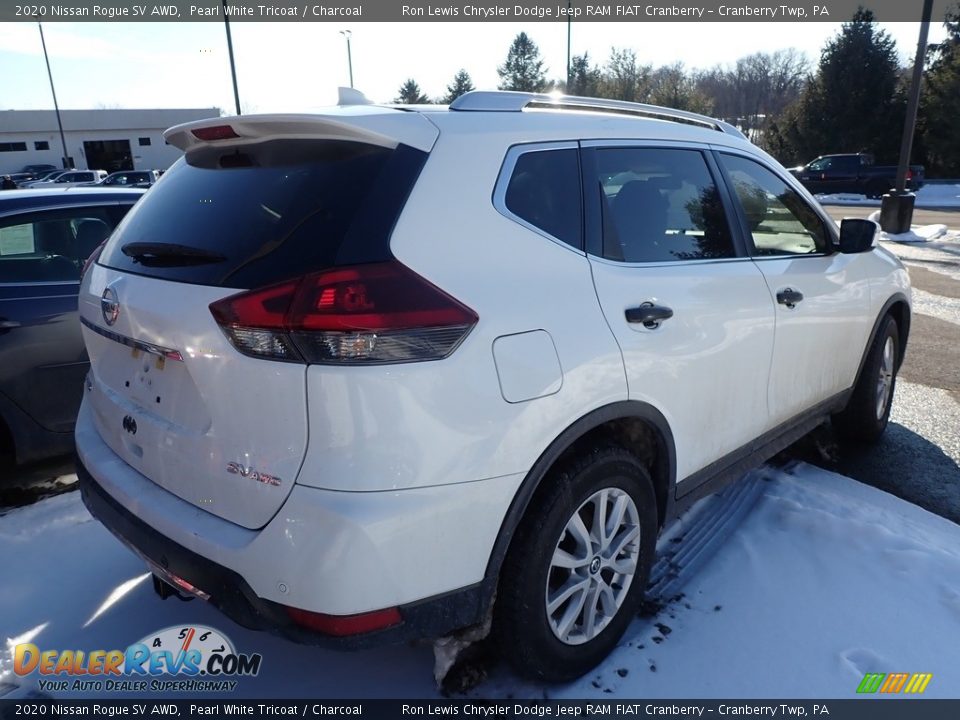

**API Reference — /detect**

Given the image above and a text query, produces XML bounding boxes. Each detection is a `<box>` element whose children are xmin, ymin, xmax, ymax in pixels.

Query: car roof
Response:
<box><xmin>166</xmin><ymin>90</ymin><xmax>759</xmax><ymax>157</ymax></box>
<box><xmin>0</xmin><ymin>187</ymin><xmax>146</xmax><ymax>214</ymax></box>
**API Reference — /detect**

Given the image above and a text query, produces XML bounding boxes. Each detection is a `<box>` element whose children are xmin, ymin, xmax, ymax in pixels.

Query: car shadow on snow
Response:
<box><xmin>778</xmin><ymin>421</ymin><xmax>960</xmax><ymax>526</ymax></box>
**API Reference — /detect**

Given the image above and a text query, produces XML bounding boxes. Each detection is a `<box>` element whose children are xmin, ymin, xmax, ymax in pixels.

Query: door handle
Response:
<box><xmin>625</xmin><ymin>303</ymin><xmax>673</xmax><ymax>329</ymax></box>
<box><xmin>776</xmin><ymin>288</ymin><xmax>804</xmax><ymax>308</ymax></box>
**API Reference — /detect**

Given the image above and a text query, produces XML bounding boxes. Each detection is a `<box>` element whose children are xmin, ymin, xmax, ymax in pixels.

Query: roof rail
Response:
<box><xmin>449</xmin><ymin>91</ymin><xmax>746</xmax><ymax>140</ymax></box>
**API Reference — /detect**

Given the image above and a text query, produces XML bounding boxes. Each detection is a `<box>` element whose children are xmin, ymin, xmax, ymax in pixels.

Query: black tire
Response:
<box><xmin>866</xmin><ymin>180</ymin><xmax>888</xmax><ymax>200</ymax></box>
<box><xmin>833</xmin><ymin>315</ymin><xmax>899</xmax><ymax>443</ymax></box>
<box><xmin>493</xmin><ymin>445</ymin><xmax>657</xmax><ymax>682</ymax></box>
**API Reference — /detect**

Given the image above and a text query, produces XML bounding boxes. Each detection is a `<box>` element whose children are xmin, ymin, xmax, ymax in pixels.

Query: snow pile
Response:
<box><xmin>817</xmin><ymin>183</ymin><xmax>960</xmax><ymax>208</ymax></box>
<box><xmin>2</xmin><ymin>463</ymin><xmax>959</xmax><ymax>699</ymax></box>
<box><xmin>862</xmin><ymin>213</ymin><xmax>950</xmax><ymax>245</ymax></box>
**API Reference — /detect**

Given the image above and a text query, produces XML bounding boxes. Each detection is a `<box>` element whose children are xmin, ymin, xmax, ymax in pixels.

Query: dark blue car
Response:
<box><xmin>0</xmin><ymin>187</ymin><xmax>144</xmax><ymax>471</ymax></box>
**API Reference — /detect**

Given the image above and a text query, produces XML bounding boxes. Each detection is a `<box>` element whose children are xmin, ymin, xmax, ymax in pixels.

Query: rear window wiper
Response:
<box><xmin>121</xmin><ymin>242</ymin><xmax>227</xmax><ymax>266</ymax></box>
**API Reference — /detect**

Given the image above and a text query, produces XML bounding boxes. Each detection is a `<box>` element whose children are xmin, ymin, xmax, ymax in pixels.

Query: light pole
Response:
<box><xmin>222</xmin><ymin>0</ymin><xmax>242</xmax><ymax>115</ymax></box>
<box><xmin>880</xmin><ymin>0</ymin><xmax>934</xmax><ymax>234</ymax></box>
<box><xmin>37</xmin><ymin>23</ymin><xmax>70</xmax><ymax>169</ymax></box>
<box><xmin>340</xmin><ymin>30</ymin><xmax>354</xmax><ymax>88</ymax></box>
<box><xmin>566</xmin><ymin>1</ymin><xmax>572</xmax><ymax>92</ymax></box>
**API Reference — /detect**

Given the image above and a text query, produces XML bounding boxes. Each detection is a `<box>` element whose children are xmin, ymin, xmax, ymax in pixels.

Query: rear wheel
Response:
<box><xmin>493</xmin><ymin>446</ymin><xmax>657</xmax><ymax>682</ymax></box>
<box><xmin>833</xmin><ymin>315</ymin><xmax>899</xmax><ymax>443</ymax></box>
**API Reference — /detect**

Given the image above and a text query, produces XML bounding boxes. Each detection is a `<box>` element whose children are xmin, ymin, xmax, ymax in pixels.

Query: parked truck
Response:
<box><xmin>789</xmin><ymin>153</ymin><xmax>925</xmax><ymax>198</ymax></box>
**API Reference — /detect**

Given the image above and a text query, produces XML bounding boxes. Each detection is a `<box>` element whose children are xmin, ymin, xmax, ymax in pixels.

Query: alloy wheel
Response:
<box><xmin>545</xmin><ymin>488</ymin><xmax>641</xmax><ymax>645</ymax></box>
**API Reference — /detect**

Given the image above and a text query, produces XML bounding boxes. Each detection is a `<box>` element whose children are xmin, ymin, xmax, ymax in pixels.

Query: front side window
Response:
<box><xmin>0</xmin><ymin>205</ymin><xmax>130</xmax><ymax>283</ymax></box>
<box><xmin>504</xmin><ymin>148</ymin><xmax>582</xmax><ymax>249</ymax></box>
<box><xmin>719</xmin><ymin>154</ymin><xmax>829</xmax><ymax>256</ymax></box>
<box><xmin>594</xmin><ymin>147</ymin><xmax>736</xmax><ymax>263</ymax></box>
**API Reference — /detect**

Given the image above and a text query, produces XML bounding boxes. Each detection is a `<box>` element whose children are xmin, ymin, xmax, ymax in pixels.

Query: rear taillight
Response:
<box><xmin>905</xmin><ymin>169</ymin><xmax>913</xmax><ymax>182</ymax></box>
<box><xmin>209</xmin><ymin>261</ymin><xmax>478</xmax><ymax>365</ymax></box>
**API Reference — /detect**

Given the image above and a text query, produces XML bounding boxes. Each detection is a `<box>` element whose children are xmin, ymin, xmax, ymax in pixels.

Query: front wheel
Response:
<box><xmin>493</xmin><ymin>446</ymin><xmax>657</xmax><ymax>682</ymax></box>
<box><xmin>866</xmin><ymin>180</ymin><xmax>889</xmax><ymax>200</ymax></box>
<box><xmin>833</xmin><ymin>315</ymin><xmax>900</xmax><ymax>443</ymax></box>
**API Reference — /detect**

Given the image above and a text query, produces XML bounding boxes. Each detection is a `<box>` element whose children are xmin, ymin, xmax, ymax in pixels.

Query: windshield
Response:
<box><xmin>99</xmin><ymin>139</ymin><xmax>426</xmax><ymax>288</ymax></box>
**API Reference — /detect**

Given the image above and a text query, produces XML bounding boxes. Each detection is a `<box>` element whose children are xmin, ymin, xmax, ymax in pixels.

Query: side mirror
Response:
<box><xmin>839</xmin><ymin>218</ymin><xmax>877</xmax><ymax>254</ymax></box>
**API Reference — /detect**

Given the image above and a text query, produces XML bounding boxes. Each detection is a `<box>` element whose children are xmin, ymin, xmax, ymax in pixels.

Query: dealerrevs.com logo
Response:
<box><xmin>857</xmin><ymin>672</ymin><xmax>933</xmax><ymax>694</ymax></box>
<box><xmin>13</xmin><ymin>625</ymin><xmax>262</xmax><ymax>693</ymax></box>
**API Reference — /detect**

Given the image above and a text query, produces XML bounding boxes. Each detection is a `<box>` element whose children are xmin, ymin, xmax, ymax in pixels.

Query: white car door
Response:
<box><xmin>583</xmin><ymin>143</ymin><xmax>776</xmax><ymax>488</ymax></box>
<box><xmin>715</xmin><ymin>151</ymin><xmax>874</xmax><ymax>426</ymax></box>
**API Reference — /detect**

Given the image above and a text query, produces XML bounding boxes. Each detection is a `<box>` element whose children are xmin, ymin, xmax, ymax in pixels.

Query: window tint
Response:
<box><xmin>719</xmin><ymin>154</ymin><xmax>828</xmax><ymax>256</ymax></box>
<box><xmin>595</xmin><ymin>147</ymin><xmax>735</xmax><ymax>263</ymax></box>
<box><xmin>504</xmin><ymin>148</ymin><xmax>581</xmax><ymax>249</ymax></box>
<box><xmin>138</xmin><ymin>137</ymin><xmax>151</xmax><ymax>146</ymax></box>
<box><xmin>0</xmin><ymin>205</ymin><xmax>131</xmax><ymax>283</ymax></box>
<box><xmin>99</xmin><ymin>140</ymin><xmax>425</xmax><ymax>288</ymax></box>
<box><xmin>832</xmin><ymin>156</ymin><xmax>858</xmax><ymax>171</ymax></box>
<box><xmin>35</xmin><ymin>141</ymin><xmax>50</xmax><ymax>151</ymax></box>
<box><xmin>104</xmin><ymin>173</ymin><xmax>148</xmax><ymax>186</ymax></box>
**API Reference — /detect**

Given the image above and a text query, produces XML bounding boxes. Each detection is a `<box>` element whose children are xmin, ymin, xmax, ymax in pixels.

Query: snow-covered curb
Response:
<box><xmin>817</xmin><ymin>183</ymin><xmax>960</xmax><ymax>209</ymax></box>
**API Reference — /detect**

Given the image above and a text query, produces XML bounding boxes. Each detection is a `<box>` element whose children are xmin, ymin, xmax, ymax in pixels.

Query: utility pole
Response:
<box><xmin>566</xmin><ymin>1</ymin><xmax>572</xmax><ymax>91</ymax></box>
<box><xmin>222</xmin><ymin>0</ymin><xmax>242</xmax><ymax>115</ymax></box>
<box><xmin>38</xmin><ymin>23</ymin><xmax>70</xmax><ymax>169</ymax></box>
<box><xmin>881</xmin><ymin>0</ymin><xmax>934</xmax><ymax>234</ymax></box>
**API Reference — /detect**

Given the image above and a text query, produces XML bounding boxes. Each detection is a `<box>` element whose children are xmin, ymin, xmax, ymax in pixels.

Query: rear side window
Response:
<box><xmin>0</xmin><ymin>205</ymin><xmax>131</xmax><ymax>283</ymax></box>
<box><xmin>595</xmin><ymin>147</ymin><xmax>736</xmax><ymax>263</ymax></box>
<box><xmin>99</xmin><ymin>140</ymin><xmax>426</xmax><ymax>288</ymax></box>
<box><xmin>504</xmin><ymin>148</ymin><xmax>582</xmax><ymax>249</ymax></box>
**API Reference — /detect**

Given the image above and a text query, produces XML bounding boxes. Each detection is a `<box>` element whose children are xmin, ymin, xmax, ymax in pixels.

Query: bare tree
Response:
<box><xmin>648</xmin><ymin>62</ymin><xmax>713</xmax><ymax>114</ymax></box>
<box><xmin>600</xmin><ymin>47</ymin><xmax>651</xmax><ymax>102</ymax></box>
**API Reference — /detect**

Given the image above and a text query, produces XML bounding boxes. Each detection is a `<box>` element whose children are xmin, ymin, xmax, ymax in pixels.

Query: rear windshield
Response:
<box><xmin>99</xmin><ymin>139</ymin><xmax>426</xmax><ymax>288</ymax></box>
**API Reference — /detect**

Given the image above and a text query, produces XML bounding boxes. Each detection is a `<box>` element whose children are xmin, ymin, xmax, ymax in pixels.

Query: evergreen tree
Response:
<box><xmin>568</xmin><ymin>53</ymin><xmax>602</xmax><ymax>97</ymax></box>
<box><xmin>497</xmin><ymin>32</ymin><xmax>548</xmax><ymax>92</ymax></box>
<box><xmin>442</xmin><ymin>69</ymin><xmax>475</xmax><ymax>104</ymax></box>
<box><xmin>395</xmin><ymin>79</ymin><xmax>428</xmax><ymax>105</ymax></box>
<box><xmin>920</xmin><ymin>6</ymin><xmax>960</xmax><ymax>176</ymax></box>
<box><xmin>767</xmin><ymin>9</ymin><xmax>906</xmax><ymax>165</ymax></box>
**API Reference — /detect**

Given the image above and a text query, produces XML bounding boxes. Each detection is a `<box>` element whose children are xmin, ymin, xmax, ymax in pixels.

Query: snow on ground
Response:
<box><xmin>2</xmin><ymin>462</ymin><xmax>959</xmax><ymax>699</ymax></box>
<box><xmin>909</xmin><ymin>288</ymin><xmax>960</xmax><ymax>328</ymax></box>
<box><xmin>817</xmin><ymin>183</ymin><xmax>960</xmax><ymax>208</ymax></box>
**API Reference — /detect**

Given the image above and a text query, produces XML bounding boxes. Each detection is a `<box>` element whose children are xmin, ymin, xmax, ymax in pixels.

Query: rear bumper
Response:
<box><xmin>77</xmin><ymin>456</ymin><xmax>484</xmax><ymax>648</ymax></box>
<box><xmin>75</xmin><ymin>397</ymin><xmax>521</xmax><ymax>647</ymax></box>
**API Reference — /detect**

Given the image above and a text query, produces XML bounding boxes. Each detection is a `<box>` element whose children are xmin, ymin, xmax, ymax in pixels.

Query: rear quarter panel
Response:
<box><xmin>297</xmin><ymin>120</ymin><xmax>629</xmax><ymax>492</ymax></box>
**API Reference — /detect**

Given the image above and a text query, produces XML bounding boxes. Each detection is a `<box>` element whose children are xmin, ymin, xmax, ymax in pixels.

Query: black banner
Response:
<box><xmin>0</xmin><ymin>0</ymin><xmax>953</xmax><ymax>23</ymax></box>
<box><xmin>2</xmin><ymin>700</ymin><xmax>960</xmax><ymax>720</ymax></box>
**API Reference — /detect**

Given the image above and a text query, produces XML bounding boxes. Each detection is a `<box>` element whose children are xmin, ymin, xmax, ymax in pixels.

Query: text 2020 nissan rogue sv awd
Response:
<box><xmin>76</xmin><ymin>90</ymin><xmax>910</xmax><ymax>681</ymax></box>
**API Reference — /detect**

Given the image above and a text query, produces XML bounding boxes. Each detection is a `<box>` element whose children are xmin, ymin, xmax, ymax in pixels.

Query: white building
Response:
<box><xmin>0</xmin><ymin>108</ymin><xmax>220</xmax><ymax>175</ymax></box>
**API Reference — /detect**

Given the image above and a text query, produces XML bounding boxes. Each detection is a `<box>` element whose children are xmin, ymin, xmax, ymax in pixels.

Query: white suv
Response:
<box><xmin>76</xmin><ymin>91</ymin><xmax>910</xmax><ymax>681</ymax></box>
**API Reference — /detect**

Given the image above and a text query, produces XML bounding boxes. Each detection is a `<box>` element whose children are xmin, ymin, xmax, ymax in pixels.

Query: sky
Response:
<box><xmin>0</xmin><ymin>20</ymin><xmax>948</xmax><ymax>114</ymax></box>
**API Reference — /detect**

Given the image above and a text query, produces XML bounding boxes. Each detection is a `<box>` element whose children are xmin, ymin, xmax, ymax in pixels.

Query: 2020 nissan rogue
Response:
<box><xmin>76</xmin><ymin>90</ymin><xmax>910</xmax><ymax>681</ymax></box>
